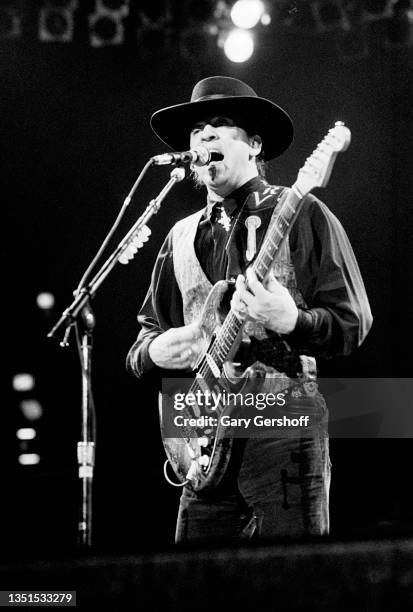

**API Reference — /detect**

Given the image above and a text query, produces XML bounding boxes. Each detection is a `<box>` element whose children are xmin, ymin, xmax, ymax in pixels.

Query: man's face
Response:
<box><xmin>189</xmin><ymin>116</ymin><xmax>260</xmax><ymax>198</ymax></box>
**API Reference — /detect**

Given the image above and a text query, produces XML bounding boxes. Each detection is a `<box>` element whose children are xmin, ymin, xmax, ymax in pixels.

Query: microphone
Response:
<box><xmin>151</xmin><ymin>146</ymin><xmax>224</xmax><ymax>167</ymax></box>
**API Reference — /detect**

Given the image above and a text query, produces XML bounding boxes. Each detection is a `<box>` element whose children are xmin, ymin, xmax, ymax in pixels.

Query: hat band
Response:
<box><xmin>193</xmin><ymin>94</ymin><xmax>230</xmax><ymax>102</ymax></box>
<box><xmin>194</xmin><ymin>93</ymin><xmax>257</xmax><ymax>103</ymax></box>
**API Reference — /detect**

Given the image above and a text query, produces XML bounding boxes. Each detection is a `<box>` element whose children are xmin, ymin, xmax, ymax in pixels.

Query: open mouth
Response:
<box><xmin>208</xmin><ymin>149</ymin><xmax>224</xmax><ymax>164</ymax></box>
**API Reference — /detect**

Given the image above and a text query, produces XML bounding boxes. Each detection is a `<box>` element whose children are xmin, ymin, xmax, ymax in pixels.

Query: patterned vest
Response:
<box><xmin>171</xmin><ymin>187</ymin><xmax>316</xmax><ymax>378</ymax></box>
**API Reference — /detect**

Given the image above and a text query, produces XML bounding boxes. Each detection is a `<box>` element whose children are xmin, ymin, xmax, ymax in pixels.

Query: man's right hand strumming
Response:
<box><xmin>148</xmin><ymin>321</ymin><xmax>203</xmax><ymax>370</ymax></box>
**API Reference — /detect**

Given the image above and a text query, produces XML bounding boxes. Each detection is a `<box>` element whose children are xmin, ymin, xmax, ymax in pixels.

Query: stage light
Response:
<box><xmin>89</xmin><ymin>0</ymin><xmax>129</xmax><ymax>47</ymax></box>
<box><xmin>0</xmin><ymin>6</ymin><xmax>22</xmax><ymax>40</ymax></box>
<box><xmin>36</xmin><ymin>292</ymin><xmax>55</xmax><ymax>310</ymax></box>
<box><xmin>261</xmin><ymin>13</ymin><xmax>271</xmax><ymax>26</ymax></box>
<box><xmin>20</xmin><ymin>399</ymin><xmax>43</xmax><ymax>421</ymax></box>
<box><xmin>18</xmin><ymin>453</ymin><xmax>40</xmax><ymax>466</ymax></box>
<box><xmin>224</xmin><ymin>28</ymin><xmax>254</xmax><ymax>62</ymax></box>
<box><xmin>230</xmin><ymin>0</ymin><xmax>265</xmax><ymax>29</ymax></box>
<box><xmin>17</xmin><ymin>428</ymin><xmax>37</xmax><ymax>441</ymax></box>
<box><xmin>38</xmin><ymin>0</ymin><xmax>78</xmax><ymax>43</ymax></box>
<box><xmin>12</xmin><ymin>373</ymin><xmax>35</xmax><ymax>393</ymax></box>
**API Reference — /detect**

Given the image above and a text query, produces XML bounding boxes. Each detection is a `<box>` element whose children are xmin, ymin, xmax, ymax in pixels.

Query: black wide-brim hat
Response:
<box><xmin>150</xmin><ymin>76</ymin><xmax>294</xmax><ymax>161</ymax></box>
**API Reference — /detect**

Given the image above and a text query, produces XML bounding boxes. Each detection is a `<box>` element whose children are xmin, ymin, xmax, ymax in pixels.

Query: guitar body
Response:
<box><xmin>159</xmin><ymin>279</ymin><xmax>253</xmax><ymax>491</ymax></box>
<box><xmin>160</xmin><ymin>413</ymin><xmax>234</xmax><ymax>491</ymax></box>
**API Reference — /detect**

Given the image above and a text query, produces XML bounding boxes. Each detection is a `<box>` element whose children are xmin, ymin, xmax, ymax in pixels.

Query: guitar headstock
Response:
<box><xmin>295</xmin><ymin>121</ymin><xmax>351</xmax><ymax>197</ymax></box>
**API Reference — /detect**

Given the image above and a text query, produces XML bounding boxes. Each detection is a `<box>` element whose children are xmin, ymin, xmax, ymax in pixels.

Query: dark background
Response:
<box><xmin>1</xmin><ymin>1</ymin><xmax>412</xmax><ymax>557</ymax></box>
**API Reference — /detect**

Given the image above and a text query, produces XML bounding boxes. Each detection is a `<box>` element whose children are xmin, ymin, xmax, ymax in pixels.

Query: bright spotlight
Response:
<box><xmin>20</xmin><ymin>399</ymin><xmax>43</xmax><ymax>421</ymax></box>
<box><xmin>224</xmin><ymin>28</ymin><xmax>254</xmax><ymax>62</ymax></box>
<box><xmin>12</xmin><ymin>373</ymin><xmax>35</xmax><ymax>392</ymax></box>
<box><xmin>36</xmin><ymin>292</ymin><xmax>55</xmax><ymax>310</ymax></box>
<box><xmin>230</xmin><ymin>0</ymin><xmax>265</xmax><ymax>29</ymax></box>
<box><xmin>18</xmin><ymin>453</ymin><xmax>40</xmax><ymax>466</ymax></box>
<box><xmin>261</xmin><ymin>13</ymin><xmax>271</xmax><ymax>26</ymax></box>
<box><xmin>17</xmin><ymin>428</ymin><xmax>37</xmax><ymax>441</ymax></box>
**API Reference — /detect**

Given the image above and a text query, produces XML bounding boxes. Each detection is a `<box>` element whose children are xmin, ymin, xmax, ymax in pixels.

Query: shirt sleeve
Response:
<box><xmin>126</xmin><ymin>229</ymin><xmax>184</xmax><ymax>379</ymax></box>
<box><xmin>286</xmin><ymin>194</ymin><xmax>373</xmax><ymax>358</ymax></box>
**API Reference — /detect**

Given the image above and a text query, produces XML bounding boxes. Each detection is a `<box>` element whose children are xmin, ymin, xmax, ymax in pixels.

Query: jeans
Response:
<box><xmin>175</xmin><ymin>392</ymin><xmax>331</xmax><ymax>543</ymax></box>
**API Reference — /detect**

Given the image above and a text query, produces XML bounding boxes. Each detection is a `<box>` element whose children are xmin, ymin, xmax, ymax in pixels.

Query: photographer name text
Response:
<box><xmin>174</xmin><ymin>415</ymin><xmax>311</xmax><ymax>429</ymax></box>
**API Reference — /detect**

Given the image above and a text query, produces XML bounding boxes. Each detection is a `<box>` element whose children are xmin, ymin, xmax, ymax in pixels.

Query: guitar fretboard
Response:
<box><xmin>205</xmin><ymin>187</ymin><xmax>302</xmax><ymax>373</ymax></box>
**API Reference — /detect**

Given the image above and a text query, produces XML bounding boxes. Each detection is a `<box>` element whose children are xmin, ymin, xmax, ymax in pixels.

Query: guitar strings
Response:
<box><xmin>182</xmin><ymin>197</ymin><xmax>295</xmax><ymax>443</ymax></box>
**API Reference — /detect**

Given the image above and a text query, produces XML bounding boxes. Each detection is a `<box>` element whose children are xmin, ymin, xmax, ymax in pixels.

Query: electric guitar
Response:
<box><xmin>158</xmin><ymin>122</ymin><xmax>351</xmax><ymax>491</ymax></box>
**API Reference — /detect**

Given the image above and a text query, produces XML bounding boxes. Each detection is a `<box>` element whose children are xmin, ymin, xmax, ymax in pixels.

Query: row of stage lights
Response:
<box><xmin>11</xmin><ymin>292</ymin><xmax>55</xmax><ymax>468</ymax></box>
<box><xmin>0</xmin><ymin>1</ymin><xmax>411</xmax><ymax>62</ymax></box>
<box><xmin>0</xmin><ymin>0</ymin><xmax>272</xmax><ymax>63</ymax></box>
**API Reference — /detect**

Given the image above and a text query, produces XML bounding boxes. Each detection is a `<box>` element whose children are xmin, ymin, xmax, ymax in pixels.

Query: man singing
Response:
<box><xmin>127</xmin><ymin>76</ymin><xmax>372</xmax><ymax>543</ymax></box>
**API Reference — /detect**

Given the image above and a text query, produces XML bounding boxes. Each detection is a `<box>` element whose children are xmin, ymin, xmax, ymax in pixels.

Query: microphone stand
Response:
<box><xmin>48</xmin><ymin>165</ymin><xmax>186</xmax><ymax>549</ymax></box>
<box><xmin>76</xmin><ymin>302</ymin><xmax>95</xmax><ymax>548</ymax></box>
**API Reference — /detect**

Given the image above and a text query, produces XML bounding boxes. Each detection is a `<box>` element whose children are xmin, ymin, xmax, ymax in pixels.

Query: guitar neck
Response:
<box><xmin>207</xmin><ymin>185</ymin><xmax>304</xmax><ymax>371</ymax></box>
<box><xmin>251</xmin><ymin>186</ymin><xmax>302</xmax><ymax>283</ymax></box>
